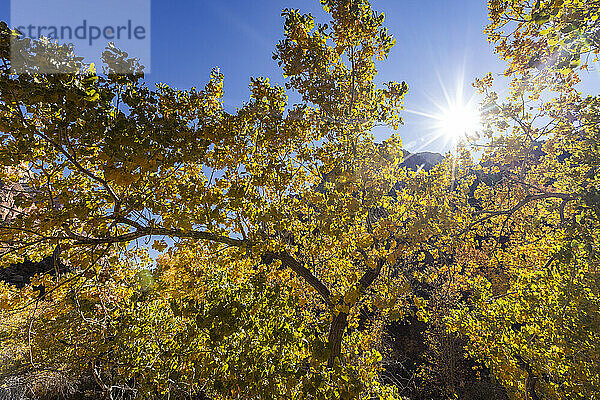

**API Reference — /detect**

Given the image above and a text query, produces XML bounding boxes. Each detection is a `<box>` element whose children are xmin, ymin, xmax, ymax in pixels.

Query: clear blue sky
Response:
<box><xmin>0</xmin><ymin>0</ymin><xmax>558</xmax><ymax>152</ymax></box>
<box><xmin>148</xmin><ymin>0</ymin><xmax>508</xmax><ymax>153</ymax></box>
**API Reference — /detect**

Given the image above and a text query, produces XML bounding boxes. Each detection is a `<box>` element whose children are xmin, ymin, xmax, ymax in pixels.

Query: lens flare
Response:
<box><xmin>401</xmin><ymin>67</ymin><xmax>485</xmax><ymax>153</ymax></box>
<box><xmin>435</xmin><ymin>102</ymin><xmax>481</xmax><ymax>141</ymax></box>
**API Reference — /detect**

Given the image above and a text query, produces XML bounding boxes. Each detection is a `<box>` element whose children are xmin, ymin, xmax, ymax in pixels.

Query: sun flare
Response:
<box><xmin>403</xmin><ymin>71</ymin><xmax>484</xmax><ymax>152</ymax></box>
<box><xmin>436</xmin><ymin>102</ymin><xmax>481</xmax><ymax>141</ymax></box>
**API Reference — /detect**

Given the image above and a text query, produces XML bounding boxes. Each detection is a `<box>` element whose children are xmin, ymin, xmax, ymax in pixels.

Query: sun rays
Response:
<box><xmin>402</xmin><ymin>68</ymin><xmax>483</xmax><ymax>154</ymax></box>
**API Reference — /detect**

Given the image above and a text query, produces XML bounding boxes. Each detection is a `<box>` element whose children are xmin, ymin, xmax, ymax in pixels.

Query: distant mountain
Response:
<box><xmin>400</xmin><ymin>150</ymin><xmax>443</xmax><ymax>171</ymax></box>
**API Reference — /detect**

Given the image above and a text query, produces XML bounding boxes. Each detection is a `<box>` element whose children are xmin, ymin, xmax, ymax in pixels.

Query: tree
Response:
<box><xmin>2</xmin><ymin>0</ymin><xmax>598</xmax><ymax>399</ymax></box>
<box><xmin>443</xmin><ymin>1</ymin><xmax>600</xmax><ymax>399</ymax></box>
<box><xmin>487</xmin><ymin>0</ymin><xmax>600</xmax><ymax>75</ymax></box>
<box><xmin>0</xmin><ymin>1</ymin><xmax>420</xmax><ymax>398</ymax></box>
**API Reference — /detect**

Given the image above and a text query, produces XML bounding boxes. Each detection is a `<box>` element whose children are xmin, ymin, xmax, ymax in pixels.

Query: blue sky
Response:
<box><xmin>148</xmin><ymin>0</ymin><xmax>507</xmax><ymax>153</ymax></box>
<box><xmin>3</xmin><ymin>0</ymin><xmax>597</xmax><ymax>152</ymax></box>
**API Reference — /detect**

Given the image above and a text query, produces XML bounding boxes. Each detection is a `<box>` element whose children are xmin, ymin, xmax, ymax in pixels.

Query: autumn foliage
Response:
<box><xmin>0</xmin><ymin>0</ymin><xmax>599</xmax><ymax>399</ymax></box>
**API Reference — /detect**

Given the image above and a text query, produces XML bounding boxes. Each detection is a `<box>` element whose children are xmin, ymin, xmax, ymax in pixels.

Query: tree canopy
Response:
<box><xmin>0</xmin><ymin>0</ymin><xmax>599</xmax><ymax>399</ymax></box>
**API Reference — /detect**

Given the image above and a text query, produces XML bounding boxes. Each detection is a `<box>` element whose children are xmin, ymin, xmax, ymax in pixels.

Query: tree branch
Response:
<box><xmin>266</xmin><ymin>251</ymin><xmax>332</xmax><ymax>307</ymax></box>
<box><xmin>61</xmin><ymin>224</ymin><xmax>246</xmax><ymax>248</ymax></box>
<box><xmin>463</xmin><ymin>192</ymin><xmax>575</xmax><ymax>234</ymax></box>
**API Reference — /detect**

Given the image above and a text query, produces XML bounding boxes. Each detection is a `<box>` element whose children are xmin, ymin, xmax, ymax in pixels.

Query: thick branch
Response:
<box><xmin>358</xmin><ymin>258</ymin><xmax>384</xmax><ymax>290</ymax></box>
<box><xmin>463</xmin><ymin>192</ymin><xmax>575</xmax><ymax>234</ymax></box>
<box><xmin>61</xmin><ymin>224</ymin><xmax>246</xmax><ymax>248</ymax></box>
<box><xmin>62</xmin><ymin>223</ymin><xmax>333</xmax><ymax>308</ymax></box>
<box><xmin>267</xmin><ymin>252</ymin><xmax>332</xmax><ymax>307</ymax></box>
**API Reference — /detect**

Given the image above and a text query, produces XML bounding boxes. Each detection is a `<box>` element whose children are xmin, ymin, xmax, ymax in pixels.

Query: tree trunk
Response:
<box><xmin>327</xmin><ymin>311</ymin><xmax>348</xmax><ymax>367</ymax></box>
<box><xmin>326</xmin><ymin>260</ymin><xmax>383</xmax><ymax>367</ymax></box>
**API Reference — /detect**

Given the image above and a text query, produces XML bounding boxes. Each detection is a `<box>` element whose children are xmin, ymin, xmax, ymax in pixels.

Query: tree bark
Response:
<box><xmin>268</xmin><ymin>252</ymin><xmax>332</xmax><ymax>307</ymax></box>
<box><xmin>326</xmin><ymin>259</ymin><xmax>384</xmax><ymax>367</ymax></box>
<box><xmin>327</xmin><ymin>311</ymin><xmax>348</xmax><ymax>367</ymax></box>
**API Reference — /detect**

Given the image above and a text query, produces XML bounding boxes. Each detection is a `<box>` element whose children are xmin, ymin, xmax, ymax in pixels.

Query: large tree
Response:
<box><xmin>0</xmin><ymin>1</ymin><xmax>423</xmax><ymax>398</ymax></box>
<box><xmin>1</xmin><ymin>0</ymin><xmax>599</xmax><ymax>399</ymax></box>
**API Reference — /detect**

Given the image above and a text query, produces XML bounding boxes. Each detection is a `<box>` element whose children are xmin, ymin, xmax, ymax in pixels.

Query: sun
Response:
<box><xmin>401</xmin><ymin>69</ymin><xmax>484</xmax><ymax>151</ymax></box>
<box><xmin>435</xmin><ymin>101</ymin><xmax>481</xmax><ymax>141</ymax></box>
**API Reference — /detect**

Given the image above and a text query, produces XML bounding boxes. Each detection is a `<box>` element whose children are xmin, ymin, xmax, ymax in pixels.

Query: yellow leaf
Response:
<box><xmin>152</xmin><ymin>240</ymin><xmax>168</xmax><ymax>252</ymax></box>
